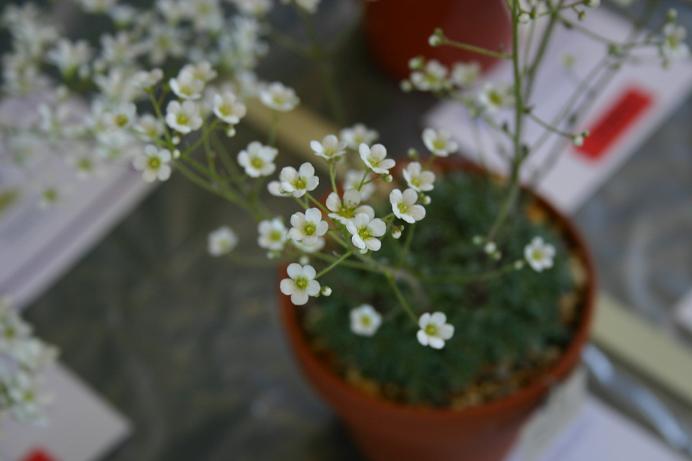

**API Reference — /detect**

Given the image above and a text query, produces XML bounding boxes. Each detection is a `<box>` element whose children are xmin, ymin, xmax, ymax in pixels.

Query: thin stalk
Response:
<box><xmin>317</xmin><ymin>251</ymin><xmax>353</xmax><ymax>278</ymax></box>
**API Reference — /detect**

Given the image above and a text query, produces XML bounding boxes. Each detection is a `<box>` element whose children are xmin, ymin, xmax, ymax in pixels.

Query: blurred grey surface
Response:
<box><xmin>19</xmin><ymin>0</ymin><xmax>692</xmax><ymax>459</ymax></box>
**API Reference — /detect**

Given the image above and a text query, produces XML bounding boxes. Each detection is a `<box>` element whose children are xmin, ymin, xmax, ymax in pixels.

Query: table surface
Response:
<box><xmin>22</xmin><ymin>1</ymin><xmax>692</xmax><ymax>460</ymax></box>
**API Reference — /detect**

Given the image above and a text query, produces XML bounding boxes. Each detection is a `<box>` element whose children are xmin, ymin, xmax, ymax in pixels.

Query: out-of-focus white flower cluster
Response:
<box><xmin>0</xmin><ymin>0</ymin><xmax>320</xmax><ymax>209</ymax></box>
<box><xmin>0</xmin><ymin>298</ymin><xmax>57</xmax><ymax>424</ymax></box>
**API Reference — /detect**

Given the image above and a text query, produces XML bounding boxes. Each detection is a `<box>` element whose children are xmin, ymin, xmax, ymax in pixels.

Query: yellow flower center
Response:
<box><xmin>293</xmin><ymin>177</ymin><xmax>306</xmax><ymax>189</ymax></box>
<box><xmin>115</xmin><ymin>114</ymin><xmax>129</xmax><ymax>127</ymax></box>
<box><xmin>424</xmin><ymin>324</ymin><xmax>438</xmax><ymax>336</ymax></box>
<box><xmin>303</xmin><ymin>223</ymin><xmax>316</xmax><ymax>236</ymax></box>
<box><xmin>295</xmin><ymin>276</ymin><xmax>308</xmax><ymax>290</ymax></box>
<box><xmin>270</xmin><ymin>230</ymin><xmax>283</xmax><ymax>241</ymax></box>
<box><xmin>250</xmin><ymin>156</ymin><xmax>264</xmax><ymax>170</ymax></box>
<box><xmin>397</xmin><ymin>202</ymin><xmax>409</xmax><ymax>214</ymax></box>
<box><xmin>176</xmin><ymin>113</ymin><xmax>189</xmax><ymax>125</ymax></box>
<box><xmin>148</xmin><ymin>156</ymin><xmax>161</xmax><ymax>170</ymax></box>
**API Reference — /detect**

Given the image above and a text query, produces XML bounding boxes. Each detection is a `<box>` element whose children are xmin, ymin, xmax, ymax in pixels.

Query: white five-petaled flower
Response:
<box><xmin>280</xmin><ymin>263</ymin><xmax>320</xmax><ymax>306</ymax></box>
<box><xmin>422</xmin><ymin>128</ymin><xmax>458</xmax><ymax>157</ymax></box>
<box><xmin>165</xmin><ymin>100</ymin><xmax>203</xmax><ymax>134</ymax></box>
<box><xmin>238</xmin><ymin>141</ymin><xmax>278</xmax><ymax>177</ymax></box>
<box><xmin>390</xmin><ymin>188</ymin><xmax>426</xmax><ymax>224</ymax></box>
<box><xmin>278</xmin><ymin>162</ymin><xmax>319</xmax><ymax>197</ymax></box>
<box><xmin>289</xmin><ymin>208</ymin><xmax>329</xmax><ymax>246</ymax></box>
<box><xmin>417</xmin><ymin>312</ymin><xmax>455</xmax><ymax>349</ymax></box>
<box><xmin>213</xmin><ymin>90</ymin><xmax>247</xmax><ymax>124</ymax></box>
<box><xmin>258</xmin><ymin>217</ymin><xmax>288</xmax><ymax>251</ymax></box>
<box><xmin>350</xmin><ymin>304</ymin><xmax>382</xmax><ymax>337</ymax></box>
<box><xmin>169</xmin><ymin>70</ymin><xmax>205</xmax><ymax>100</ymax></box>
<box><xmin>403</xmin><ymin>162</ymin><xmax>436</xmax><ymax>192</ymax></box>
<box><xmin>339</xmin><ymin>123</ymin><xmax>378</xmax><ymax>150</ymax></box>
<box><xmin>346</xmin><ymin>213</ymin><xmax>386</xmax><ymax>253</ymax></box>
<box><xmin>478</xmin><ymin>82</ymin><xmax>515</xmax><ymax>113</ymax></box>
<box><xmin>359</xmin><ymin>143</ymin><xmax>395</xmax><ymax>175</ymax></box>
<box><xmin>524</xmin><ymin>237</ymin><xmax>555</xmax><ymax>272</ymax></box>
<box><xmin>310</xmin><ymin>134</ymin><xmax>346</xmax><ymax>160</ymax></box>
<box><xmin>259</xmin><ymin>82</ymin><xmax>299</xmax><ymax>111</ymax></box>
<box><xmin>326</xmin><ymin>190</ymin><xmax>374</xmax><ymax>225</ymax></box>
<box><xmin>207</xmin><ymin>226</ymin><xmax>238</xmax><ymax>256</ymax></box>
<box><xmin>107</xmin><ymin>103</ymin><xmax>137</xmax><ymax>130</ymax></box>
<box><xmin>661</xmin><ymin>24</ymin><xmax>689</xmax><ymax>60</ymax></box>
<box><xmin>344</xmin><ymin>169</ymin><xmax>375</xmax><ymax>200</ymax></box>
<box><xmin>133</xmin><ymin>145</ymin><xmax>172</xmax><ymax>182</ymax></box>
<box><xmin>410</xmin><ymin>59</ymin><xmax>448</xmax><ymax>92</ymax></box>
<box><xmin>135</xmin><ymin>114</ymin><xmax>164</xmax><ymax>141</ymax></box>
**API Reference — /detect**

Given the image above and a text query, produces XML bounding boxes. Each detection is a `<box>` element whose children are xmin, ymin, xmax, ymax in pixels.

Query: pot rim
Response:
<box><xmin>279</xmin><ymin>157</ymin><xmax>596</xmax><ymax>422</ymax></box>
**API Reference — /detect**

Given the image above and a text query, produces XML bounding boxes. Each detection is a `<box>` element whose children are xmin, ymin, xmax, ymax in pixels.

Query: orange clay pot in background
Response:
<box><xmin>279</xmin><ymin>160</ymin><xmax>596</xmax><ymax>461</ymax></box>
<box><xmin>363</xmin><ymin>0</ymin><xmax>512</xmax><ymax>81</ymax></box>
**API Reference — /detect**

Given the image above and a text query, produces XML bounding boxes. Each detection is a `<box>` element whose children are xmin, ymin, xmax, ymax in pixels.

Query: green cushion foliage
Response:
<box><xmin>303</xmin><ymin>171</ymin><xmax>577</xmax><ymax>406</ymax></box>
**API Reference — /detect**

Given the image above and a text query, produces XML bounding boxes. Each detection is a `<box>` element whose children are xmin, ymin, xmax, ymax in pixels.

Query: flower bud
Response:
<box><xmin>226</xmin><ymin>126</ymin><xmax>236</xmax><ymax>137</ymax></box>
<box><xmin>321</xmin><ymin>286</ymin><xmax>332</xmax><ymax>296</ymax></box>
<box><xmin>408</xmin><ymin>56</ymin><xmax>424</xmax><ymax>70</ymax></box>
<box><xmin>472</xmin><ymin>235</ymin><xmax>483</xmax><ymax>245</ymax></box>
<box><xmin>172</xmin><ymin>136</ymin><xmax>180</xmax><ymax>145</ymax></box>
<box><xmin>173</xmin><ymin>149</ymin><xmax>181</xmax><ymax>159</ymax></box>
<box><xmin>299</xmin><ymin>255</ymin><xmax>309</xmax><ymax>265</ymax></box>
<box><xmin>421</xmin><ymin>194</ymin><xmax>431</xmax><ymax>205</ymax></box>
<box><xmin>400</xmin><ymin>80</ymin><xmax>413</xmax><ymax>92</ymax></box>
<box><xmin>484</xmin><ymin>242</ymin><xmax>497</xmax><ymax>255</ymax></box>
<box><xmin>391</xmin><ymin>225</ymin><xmax>403</xmax><ymax>239</ymax></box>
<box><xmin>383</xmin><ymin>174</ymin><xmax>393</xmax><ymax>183</ymax></box>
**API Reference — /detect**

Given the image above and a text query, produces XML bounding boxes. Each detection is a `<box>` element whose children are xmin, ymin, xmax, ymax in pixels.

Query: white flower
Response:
<box><xmin>450</xmin><ymin>62</ymin><xmax>480</xmax><ymax>87</ymax></box>
<box><xmin>422</xmin><ymin>128</ymin><xmax>458</xmax><ymax>157</ymax></box>
<box><xmin>350</xmin><ymin>305</ymin><xmax>382</xmax><ymax>337</ymax></box>
<box><xmin>661</xmin><ymin>24</ymin><xmax>689</xmax><ymax>60</ymax></box>
<box><xmin>165</xmin><ymin>100</ymin><xmax>203</xmax><ymax>134</ymax></box>
<box><xmin>340</xmin><ymin>124</ymin><xmax>378</xmax><ymax>150</ymax></box>
<box><xmin>207</xmin><ymin>226</ymin><xmax>238</xmax><ymax>256</ymax></box>
<box><xmin>326</xmin><ymin>190</ymin><xmax>374</xmax><ymax>225</ymax></box>
<box><xmin>410</xmin><ymin>60</ymin><xmax>448</xmax><ymax>91</ymax></box>
<box><xmin>105</xmin><ymin>103</ymin><xmax>137</xmax><ymax>130</ymax></box>
<box><xmin>310</xmin><ymin>134</ymin><xmax>346</xmax><ymax>160</ymax></box>
<box><xmin>280</xmin><ymin>263</ymin><xmax>320</xmax><ymax>305</ymax></box>
<box><xmin>390</xmin><ymin>188</ymin><xmax>426</xmax><ymax>224</ymax></box>
<box><xmin>145</xmin><ymin>24</ymin><xmax>185</xmax><ymax>64</ymax></box>
<box><xmin>135</xmin><ymin>114</ymin><xmax>164</xmax><ymax>141</ymax></box>
<box><xmin>278</xmin><ymin>162</ymin><xmax>319</xmax><ymax>197</ymax></box>
<box><xmin>292</xmin><ymin>237</ymin><xmax>325</xmax><ymax>254</ymax></box>
<box><xmin>259</xmin><ymin>82</ymin><xmax>299</xmax><ymax>111</ymax></box>
<box><xmin>346</xmin><ymin>213</ymin><xmax>386</xmax><ymax>253</ymax></box>
<box><xmin>46</xmin><ymin>39</ymin><xmax>91</xmax><ymax>76</ymax></box>
<box><xmin>186</xmin><ymin>61</ymin><xmax>217</xmax><ymax>83</ymax></box>
<box><xmin>344</xmin><ymin>169</ymin><xmax>375</xmax><ymax>200</ymax></box>
<box><xmin>402</xmin><ymin>162</ymin><xmax>435</xmax><ymax>192</ymax></box>
<box><xmin>133</xmin><ymin>69</ymin><xmax>164</xmax><ymax>91</ymax></box>
<box><xmin>133</xmin><ymin>145</ymin><xmax>172</xmax><ymax>182</ymax></box>
<box><xmin>524</xmin><ymin>237</ymin><xmax>555</xmax><ymax>272</ymax></box>
<box><xmin>169</xmin><ymin>70</ymin><xmax>205</xmax><ymax>100</ymax></box>
<box><xmin>584</xmin><ymin>0</ymin><xmax>600</xmax><ymax>7</ymax></box>
<box><xmin>186</xmin><ymin>0</ymin><xmax>223</xmax><ymax>32</ymax></box>
<box><xmin>289</xmin><ymin>208</ymin><xmax>328</xmax><ymax>246</ymax></box>
<box><xmin>478</xmin><ymin>82</ymin><xmax>515</xmax><ymax>113</ymax></box>
<box><xmin>258</xmin><ymin>217</ymin><xmax>287</xmax><ymax>251</ymax></box>
<box><xmin>213</xmin><ymin>91</ymin><xmax>247</xmax><ymax>124</ymax></box>
<box><xmin>417</xmin><ymin>312</ymin><xmax>454</xmax><ymax>349</ymax></box>
<box><xmin>359</xmin><ymin>143</ymin><xmax>395</xmax><ymax>175</ymax></box>
<box><xmin>237</xmin><ymin>141</ymin><xmax>278</xmax><ymax>177</ymax></box>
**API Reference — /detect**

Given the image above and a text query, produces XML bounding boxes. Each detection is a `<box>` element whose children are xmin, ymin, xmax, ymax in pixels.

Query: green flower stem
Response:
<box><xmin>525</xmin><ymin>110</ymin><xmax>574</xmax><ymax>138</ymax></box>
<box><xmin>299</xmin><ymin>9</ymin><xmax>345</xmax><ymax>123</ymax></box>
<box><xmin>305</xmin><ymin>193</ymin><xmax>331</xmax><ymax>216</ymax></box>
<box><xmin>486</xmin><ymin>0</ymin><xmax>526</xmax><ymax>242</ymax></box>
<box><xmin>398</xmin><ymin>224</ymin><xmax>415</xmax><ymax>267</ymax></box>
<box><xmin>310</xmin><ymin>251</ymin><xmax>378</xmax><ymax>273</ymax></box>
<box><xmin>437</xmin><ymin>36</ymin><xmax>512</xmax><ymax>60</ymax></box>
<box><xmin>267</xmin><ymin>110</ymin><xmax>280</xmax><ymax>147</ymax></box>
<box><xmin>424</xmin><ymin>260</ymin><xmax>522</xmax><ymax>285</ymax></box>
<box><xmin>524</xmin><ymin>0</ymin><xmax>563</xmax><ymax>101</ymax></box>
<box><xmin>328</xmin><ymin>160</ymin><xmax>338</xmax><ymax>194</ymax></box>
<box><xmin>386</xmin><ymin>274</ymin><xmax>419</xmax><ymax>324</ymax></box>
<box><xmin>316</xmin><ymin>250</ymin><xmax>353</xmax><ymax>278</ymax></box>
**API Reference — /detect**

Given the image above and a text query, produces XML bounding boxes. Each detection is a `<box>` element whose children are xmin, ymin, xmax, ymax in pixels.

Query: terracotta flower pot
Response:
<box><xmin>363</xmin><ymin>0</ymin><xmax>512</xmax><ymax>80</ymax></box>
<box><xmin>278</xmin><ymin>160</ymin><xmax>596</xmax><ymax>461</ymax></box>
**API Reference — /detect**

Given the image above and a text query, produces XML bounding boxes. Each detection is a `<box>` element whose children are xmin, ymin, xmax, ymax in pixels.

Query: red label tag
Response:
<box><xmin>22</xmin><ymin>449</ymin><xmax>57</xmax><ymax>461</ymax></box>
<box><xmin>575</xmin><ymin>86</ymin><xmax>653</xmax><ymax>160</ymax></box>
